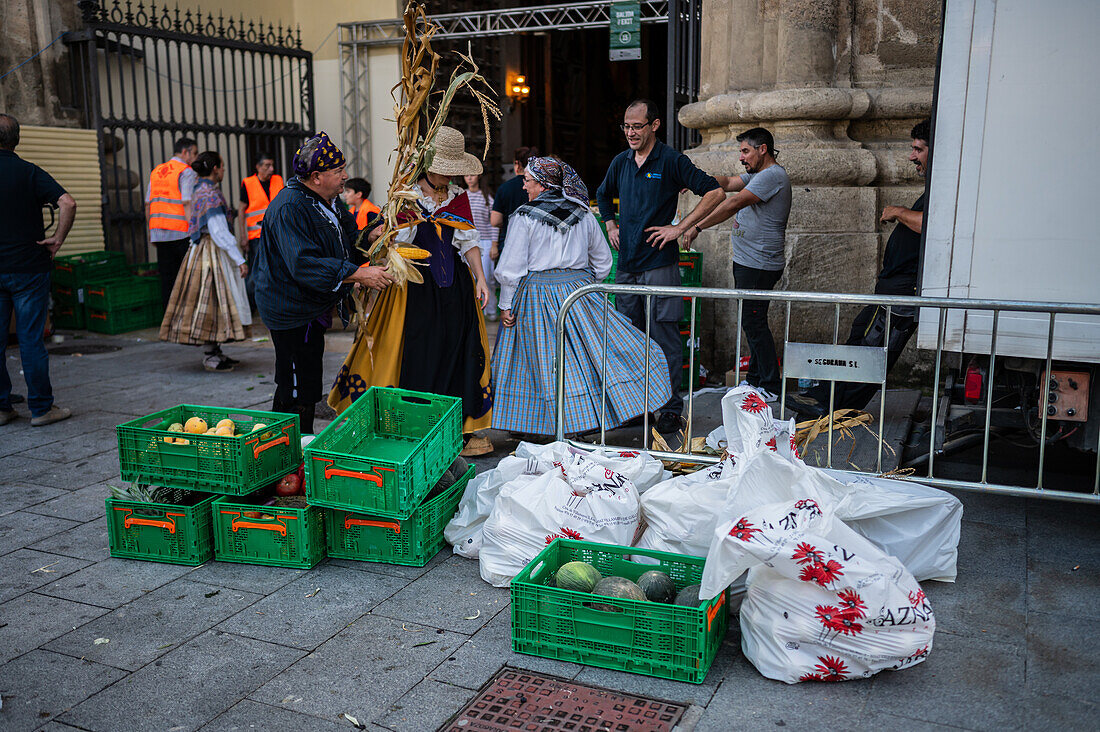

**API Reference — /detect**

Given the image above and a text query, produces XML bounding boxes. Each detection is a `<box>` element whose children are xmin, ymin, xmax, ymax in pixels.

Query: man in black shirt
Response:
<box><xmin>786</xmin><ymin>119</ymin><xmax>931</xmax><ymax>418</ymax></box>
<box><xmin>490</xmin><ymin>145</ymin><xmax>538</xmax><ymax>258</ymax></box>
<box><xmin>0</xmin><ymin>114</ymin><xmax>77</xmax><ymax>427</ymax></box>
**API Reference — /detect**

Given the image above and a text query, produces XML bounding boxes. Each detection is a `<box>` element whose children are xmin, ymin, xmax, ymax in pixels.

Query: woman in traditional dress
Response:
<box><xmin>328</xmin><ymin>127</ymin><xmax>495</xmax><ymax>456</ymax></box>
<box><xmin>491</xmin><ymin>156</ymin><xmax>671</xmax><ymax>436</ymax></box>
<box><xmin>464</xmin><ymin>172</ymin><xmax>499</xmax><ymax>321</ymax></box>
<box><xmin>160</xmin><ymin>151</ymin><xmax>251</xmax><ymax>371</ymax></box>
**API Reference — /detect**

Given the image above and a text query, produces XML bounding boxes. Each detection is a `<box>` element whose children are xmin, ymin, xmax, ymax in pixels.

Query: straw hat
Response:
<box><xmin>427</xmin><ymin>126</ymin><xmax>483</xmax><ymax>177</ymax></box>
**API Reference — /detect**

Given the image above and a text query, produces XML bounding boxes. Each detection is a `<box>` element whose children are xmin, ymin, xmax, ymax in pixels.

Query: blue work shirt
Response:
<box><xmin>596</xmin><ymin>140</ymin><xmax>719</xmax><ymax>273</ymax></box>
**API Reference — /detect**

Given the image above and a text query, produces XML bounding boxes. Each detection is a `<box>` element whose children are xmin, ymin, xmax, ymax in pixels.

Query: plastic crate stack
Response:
<box><xmin>51</xmin><ymin>251</ymin><xmax>128</xmax><ymax>330</ymax></box>
<box><xmin>305</xmin><ymin>387</ymin><xmax>472</xmax><ymax>567</ymax></box>
<box><xmin>677</xmin><ymin>250</ymin><xmax>705</xmax><ymax>391</ymax></box>
<box><xmin>107</xmin><ymin>406</ymin><xmax>306</xmax><ymax>567</ymax></box>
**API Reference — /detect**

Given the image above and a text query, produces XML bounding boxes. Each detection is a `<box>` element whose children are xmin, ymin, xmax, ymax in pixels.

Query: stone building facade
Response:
<box><xmin>0</xmin><ymin>0</ymin><xmax>82</xmax><ymax>127</ymax></box>
<box><xmin>679</xmin><ymin>0</ymin><xmax>939</xmax><ymax>379</ymax></box>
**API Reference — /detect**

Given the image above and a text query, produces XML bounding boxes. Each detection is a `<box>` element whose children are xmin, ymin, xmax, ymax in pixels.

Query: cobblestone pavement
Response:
<box><xmin>0</xmin><ymin>326</ymin><xmax>1097</xmax><ymax>731</ymax></box>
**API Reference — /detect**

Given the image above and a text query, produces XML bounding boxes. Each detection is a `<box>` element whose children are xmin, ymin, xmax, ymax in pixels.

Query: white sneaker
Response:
<box><xmin>757</xmin><ymin>388</ymin><xmax>779</xmax><ymax>403</ymax></box>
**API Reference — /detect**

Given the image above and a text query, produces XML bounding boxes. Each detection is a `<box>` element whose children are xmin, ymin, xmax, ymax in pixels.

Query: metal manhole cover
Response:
<box><xmin>48</xmin><ymin>345</ymin><xmax>121</xmax><ymax>355</ymax></box>
<box><xmin>439</xmin><ymin>667</ymin><xmax>688</xmax><ymax>732</ymax></box>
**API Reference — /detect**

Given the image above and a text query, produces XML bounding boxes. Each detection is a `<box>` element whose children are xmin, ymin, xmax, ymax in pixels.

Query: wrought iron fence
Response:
<box><xmin>64</xmin><ymin>0</ymin><xmax>314</xmax><ymax>262</ymax></box>
<box><xmin>554</xmin><ymin>283</ymin><xmax>1100</xmax><ymax>504</ymax></box>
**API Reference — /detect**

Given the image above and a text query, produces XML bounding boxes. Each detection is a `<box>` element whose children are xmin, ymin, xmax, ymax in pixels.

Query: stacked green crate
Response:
<box><xmin>678</xmin><ymin>250</ymin><xmax>703</xmax><ymax>390</ymax></box>
<box><xmin>51</xmin><ymin>251</ymin><xmax>129</xmax><ymax>330</ymax></box>
<box><xmin>85</xmin><ymin>266</ymin><xmax>163</xmax><ymax>334</ymax></box>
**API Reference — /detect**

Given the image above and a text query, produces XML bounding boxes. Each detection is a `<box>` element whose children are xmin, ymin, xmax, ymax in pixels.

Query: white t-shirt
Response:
<box><xmin>733</xmin><ymin>164</ymin><xmax>792</xmax><ymax>271</ymax></box>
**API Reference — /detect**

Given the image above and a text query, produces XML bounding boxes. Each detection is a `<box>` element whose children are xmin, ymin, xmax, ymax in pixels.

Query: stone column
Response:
<box><xmin>679</xmin><ymin>0</ymin><xmax>937</xmax><ymax>382</ymax></box>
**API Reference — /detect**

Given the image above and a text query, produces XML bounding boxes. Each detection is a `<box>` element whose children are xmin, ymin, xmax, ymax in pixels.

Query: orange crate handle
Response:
<box><xmin>115</xmin><ymin>507</ymin><xmax>185</xmax><ymax>534</ymax></box>
<box><xmin>90</xmin><ymin>311</ymin><xmax>107</xmax><ymax>320</ymax></box>
<box><xmin>344</xmin><ymin>517</ymin><xmax>401</xmax><ymax>534</ymax></box>
<box><xmin>249</xmin><ymin>424</ymin><xmax>293</xmax><ymax>459</ymax></box>
<box><xmin>221</xmin><ymin>510</ymin><xmax>292</xmax><ymax>536</ymax></box>
<box><xmin>311</xmin><ymin>456</ymin><xmax>394</xmax><ymax>486</ymax></box>
<box><xmin>706</xmin><ymin>590</ymin><xmax>727</xmax><ymax>631</ymax></box>
<box><xmin>87</xmin><ymin>288</ymin><xmax>105</xmax><ymax>296</ymax></box>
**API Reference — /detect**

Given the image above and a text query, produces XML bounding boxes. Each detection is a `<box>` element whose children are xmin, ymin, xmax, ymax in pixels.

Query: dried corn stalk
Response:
<box><xmin>348</xmin><ymin>1</ymin><xmax>500</xmax><ymax>327</ymax></box>
<box><xmin>794</xmin><ymin>409</ymin><xmax>895</xmax><ymax>468</ymax></box>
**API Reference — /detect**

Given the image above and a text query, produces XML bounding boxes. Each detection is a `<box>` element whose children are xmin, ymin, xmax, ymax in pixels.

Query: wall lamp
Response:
<box><xmin>506</xmin><ymin>73</ymin><xmax>530</xmax><ymax>112</ymax></box>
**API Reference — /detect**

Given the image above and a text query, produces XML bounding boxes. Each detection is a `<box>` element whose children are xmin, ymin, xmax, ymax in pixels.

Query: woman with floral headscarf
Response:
<box><xmin>160</xmin><ymin>150</ymin><xmax>251</xmax><ymax>372</ymax></box>
<box><xmin>492</xmin><ymin>156</ymin><xmax>671</xmax><ymax>436</ymax></box>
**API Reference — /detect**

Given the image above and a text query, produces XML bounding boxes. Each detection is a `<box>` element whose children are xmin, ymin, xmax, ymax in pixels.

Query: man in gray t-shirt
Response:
<box><xmin>683</xmin><ymin>127</ymin><xmax>792</xmax><ymax>398</ymax></box>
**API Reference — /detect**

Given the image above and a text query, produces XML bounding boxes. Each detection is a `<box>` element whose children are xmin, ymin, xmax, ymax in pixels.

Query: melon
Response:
<box><xmin>636</xmin><ymin>570</ymin><xmax>677</xmax><ymax>604</ymax></box>
<box><xmin>587</xmin><ymin>576</ymin><xmax>647</xmax><ymax>611</ymax></box>
<box><xmin>554</xmin><ymin>561</ymin><xmax>602</xmax><ymax>593</ymax></box>
<box><xmin>674</xmin><ymin>583</ymin><xmax>705</xmax><ymax>608</ymax></box>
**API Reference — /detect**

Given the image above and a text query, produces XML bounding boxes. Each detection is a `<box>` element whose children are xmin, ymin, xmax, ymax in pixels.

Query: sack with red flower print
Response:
<box><xmin>716</xmin><ymin>385</ymin><xmax>800</xmax><ymax>460</ymax></box>
<box><xmin>700</xmin><ymin>496</ymin><xmax>935</xmax><ymax>684</ymax></box>
<box><xmin>479</xmin><ymin>452</ymin><xmax>641</xmax><ymax>587</ymax></box>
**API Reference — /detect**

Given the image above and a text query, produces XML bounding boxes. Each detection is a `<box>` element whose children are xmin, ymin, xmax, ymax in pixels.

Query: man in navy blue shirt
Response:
<box><xmin>596</xmin><ymin>100</ymin><xmax>724</xmax><ymax>433</ymax></box>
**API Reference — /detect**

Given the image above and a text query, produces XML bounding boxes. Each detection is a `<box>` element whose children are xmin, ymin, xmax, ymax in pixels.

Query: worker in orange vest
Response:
<box><xmin>237</xmin><ymin>152</ymin><xmax>284</xmax><ymax>248</ymax></box>
<box><xmin>146</xmin><ymin>137</ymin><xmax>198</xmax><ymax>307</ymax></box>
<box><xmin>344</xmin><ymin>177</ymin><xmax>380</xmax><ymax>230</ymax></box>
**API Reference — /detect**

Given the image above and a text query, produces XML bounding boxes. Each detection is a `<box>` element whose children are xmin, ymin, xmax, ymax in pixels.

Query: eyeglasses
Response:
<box><xmin>620</xmin><ymin>122</ymin><xmax>652</xmax><ymax>132</ymax></box>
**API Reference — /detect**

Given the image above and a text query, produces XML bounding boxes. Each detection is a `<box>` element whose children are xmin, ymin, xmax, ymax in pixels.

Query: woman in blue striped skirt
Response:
<box><xmin>492</xmin><ymin>157</ymin><xmax>671</xmax><ymax>436</ymax></box>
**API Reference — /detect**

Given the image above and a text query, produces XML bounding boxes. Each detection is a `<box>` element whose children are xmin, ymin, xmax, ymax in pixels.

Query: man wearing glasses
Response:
<box><xmin>596</xmin><ymin>99</ymin><xmax>724</xmax><ymax>434</ymax></box>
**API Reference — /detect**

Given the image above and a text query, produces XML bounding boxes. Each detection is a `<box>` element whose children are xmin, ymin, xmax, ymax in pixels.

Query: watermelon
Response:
<box><xmin>587</xmin><ymin>576</ymin><xmax>647</xmax><ymax>611</ymax></box>
<box><xmin>554</xmin><ymin>561</ymin><xmax>602</xmax><ymax>593</ymax></box>
<box><xmin>674</xmin><ymin>583</ymin><xmax>705</xmax><ymax>607</ymax></box>
<box><xmin>636</xmin><ymin>570</ymin><xmax>677</xmax><ymax>604</ymax></box>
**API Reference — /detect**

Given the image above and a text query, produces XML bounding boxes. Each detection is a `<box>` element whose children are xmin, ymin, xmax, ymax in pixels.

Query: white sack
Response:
<box><xmin>634</xmin><ymin>458</ymin><xmax>738</xmax><ymax>563</ymax></box>
<box><xmin>715</xmin><ymin>386</ymin><xmax>798</xmax><ymax>460</ymax></box>
<box><xmin>702</xmin><ymin>497</ymin><xmax>935</xmax><ymax>684</ymax></box>
<box><xmin>479</xmin><ymin>453</ymin><xmax>641</xmax><ymax>587</ymax></box>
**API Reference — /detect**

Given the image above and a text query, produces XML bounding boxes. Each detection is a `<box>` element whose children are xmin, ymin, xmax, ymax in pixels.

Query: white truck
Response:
<box><xmin>918</xmin><ymin>0</ymin><xmax>1100</xmax><ymax>453</ymax></box>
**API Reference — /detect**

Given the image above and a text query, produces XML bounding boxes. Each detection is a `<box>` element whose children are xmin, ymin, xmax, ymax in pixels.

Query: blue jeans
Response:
<box><xmin>0</xmin><ymin>272</ymin><xmax>53</xmax><ymax>417</ymax></box>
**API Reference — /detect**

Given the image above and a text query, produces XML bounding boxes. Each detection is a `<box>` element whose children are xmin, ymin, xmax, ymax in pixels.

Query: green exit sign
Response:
<box><xmin>609</xmin><ymin>1</ymin><xmax>641</xmax><ymax>61</ymax></box>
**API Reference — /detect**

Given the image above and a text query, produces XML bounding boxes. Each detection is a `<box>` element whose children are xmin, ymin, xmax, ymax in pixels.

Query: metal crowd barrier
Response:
<box><xmin>553</xmin><ymin>283</ymin><xmax>1100</xmax><ymax>504</ymax></box>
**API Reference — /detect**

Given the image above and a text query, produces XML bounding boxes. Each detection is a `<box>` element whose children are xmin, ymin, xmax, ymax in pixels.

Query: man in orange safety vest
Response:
<box><xmin>238</xmin><ymin>152</ymin><xmax>284</xmax><ymax>248</ymax></box>
<box><xmin>146</xmin><ymin>137</ymin><xmax>198</xmax><ymax>307</ymax></box>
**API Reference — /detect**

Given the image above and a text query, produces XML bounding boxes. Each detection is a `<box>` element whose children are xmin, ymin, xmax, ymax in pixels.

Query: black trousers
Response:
<box><xmin>269</xmin><ymin>322</ymin><xmax>327</xmax><ymax>433</ymax></box>
<box><xmin>154</xmin><ymin>237</ymin><xmax>190</xmax><ymax>309</ymax></box>
<box><xmin>805</xmin><ymin>303</ymin><xmax>917</xmax><ymax>411</ymax></box>
<box><xmin>733</xmin><ymin>262</ymin><xmax>784</xmax><ymax>393</ymax></box>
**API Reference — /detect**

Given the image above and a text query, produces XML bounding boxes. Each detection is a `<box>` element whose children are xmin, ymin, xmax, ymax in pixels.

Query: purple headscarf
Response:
<box><xmin>293</xmin><ymin>131</ymin><xmax>345</xmax><ymax>176</ymax></box>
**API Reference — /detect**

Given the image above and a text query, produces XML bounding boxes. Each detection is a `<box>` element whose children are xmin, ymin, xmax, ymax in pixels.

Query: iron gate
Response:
<box><xmin>64</xmin><ymin>0</ymin><xmax>314</xmax><ymax>263</ymax></box>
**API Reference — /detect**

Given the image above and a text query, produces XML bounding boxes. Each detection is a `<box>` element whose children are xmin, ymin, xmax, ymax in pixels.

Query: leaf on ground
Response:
<box><xmin>305</xmin><ymin>587</ymin><xmax>321</xmax><ymax>598</ymax></box>
<box><xmin>204</xmin><ymin>590</ymin><xmax>220</xmax><ymax>598</ymax></box>
<box><xmin>464</xmin><ymin>610</ymin><xmax>481</xmax><ymax>620</ymax></box>
<box><xmin>412</xmin><ymin>640</ymin><xmax>437</xmax><ymax>648</ymax></box>
<box><xmin>339</xmin><ymin>712</ymin><xmax>365</xmax><ymax>729</ymax></box>
<box><xmin>246</xmin><ymin>386</ymin><xmax>254</xmax><ymax>391</ymax></box>
<box><xmin>93</xmin><ymin>638</ymin><xmax>109</xmax><ymax>645</ymax></box>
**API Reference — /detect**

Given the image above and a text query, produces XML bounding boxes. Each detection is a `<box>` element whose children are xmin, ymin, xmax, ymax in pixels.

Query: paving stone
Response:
<box><xmin>216</xmin><ymin>563</ymin><xmax>406</xmax><ymax>650</ymax></box>
<box><xmin>0</xmin><ymin>549</ymin><xmax>92</xmax><ymax>604</ymax></box>
<box><xmin>8</xmin><ymin>451</ymin><xmax>122</xmax><ymax>491</ymax></box>
<box><xmin>370</xmin><ymin>554</ymin><xmax>508</xmax><ymax>633</ymax></box>
<box><xmin>18</xmin><ymin>428</ymin><xmax>119</xmax><ymax>464</ymax></box>
<box><xmin>921</xmin><ymin>520</ymin><xmax>1025</xmax><ymax>647</ymax></box>
<box><xmin>198</xmin><ymin>699</ymin><xmax>344</xmax><ymax>731</ymax></box>
<box><xmin>59</xmin><ymin>630</ymin><xmax>305</xmax><ymax>732</ymax></box>
<box><xmin>1026</xmin><ymin>557</ymin><xmax>1100</xmax><ymax>620</ymax></box>
<box><xmin>0</xmin><ymin>484</ymin><xmax>67</xmax><ymax>517</ymax></box>
<box><xmin>429</xmin><ymin>606</ymin><xmax>582</xmax><ymax>691</ymax></box>
<box><xmin>0</xmin><ymin>511</ymin><xmax>80</xmax><ymax>555</ymax></box>
<box><xmin>376</xmin><ymin>679</ymin><xmax>476</xmax><ymax>731</ymax></box>
<box><xmin>1021</xmin><ymin>692</ymin><xmax>1098</xmax><ymax>731</ymax></box>
<box><xmin>0</xmin><ymin>593</ymin><xmax>110</xmax><ymax>666</ymax></box>
<box><xmin>186</xmin><ymin>560</ymin><xmax>308</xmax><ymax>595</ymax></box>
<box><xmin>1026</xmin><ymin>499</ymin><xmax>1100</xmax><ymax>566</ymax></box>
<box><xmin>326</xmin><ymin>545</ymin><xmax>450</xmax><ymax>581</ymax></box>
<box><xmin>943</xmin><ymin>488</ymin><xmax>1025</xmax><ymax>529</ymax></box>
<box><xmin>250</xmin><ymin>613</ymin><xmax>466</xmax><ymax>723</ymax></box>
<box><xmin>854</xmin><ymin>711</ymin><xmax>962</xmax><ymax>730</ymax></box>
<box><xmin>23</xmin><ymin>483</ymin><xmax>111</xmax><ymax>523</ymax></box>
<box><xmin>692</xmin><ymin>643</ymin><xmax>871</xmax><ymax>732</ymax></box>
<box><xmin>28</xmin><ymin>516</ymin><xmax>110</xmax><ymax>562</ymax></box>
<box><xmin>0</xmin><ymin>649</ymin><xmax>127</xmax><ymax>731</ymax></box>
<box><xmin>43</xmin><ymin>579</ymin><xmax>262</xmax><ymax>671</ymax></box>
<box><xmin>37</xmin><ymin>557</ymin><xmax>194</xmax><ymax>609</ymax></box>
<box><xmin>1025</xmin><ymin>611</ymin><xmax>1099</xmax><ymax>702</ymax></box>
<box><xmin>867</xmin><ymin>631</ymin><xmax>1024</xmax><ymax>730</ymax></box>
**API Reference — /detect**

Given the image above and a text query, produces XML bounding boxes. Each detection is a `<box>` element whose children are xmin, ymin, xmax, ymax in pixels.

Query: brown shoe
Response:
<box><xmin>460</xmin><ymin>434</ymin><xmax>494</xmax><ymax>457</ymax></box>
<box><xmin>31</xmin><ymin>406</ymin><xmax>72</xmax><ymax>427</ymax></box>
<box><xmin>0</xmin><ymin>409</ymin><xmax>17</xmax><ymax>426</ymax></box>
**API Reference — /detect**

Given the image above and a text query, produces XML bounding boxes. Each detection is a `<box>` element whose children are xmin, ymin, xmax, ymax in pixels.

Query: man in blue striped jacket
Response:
<box><xmin>252</xmin><ymin>132</ymin><xmax>392</xmax><ymax>432</ymax></box>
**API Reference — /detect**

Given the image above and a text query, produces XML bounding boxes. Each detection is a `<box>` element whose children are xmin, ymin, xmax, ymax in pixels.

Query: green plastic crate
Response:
<box><xmin>51</xmin><ymin>288</ymin><xmax>85</xmax><ymax>330</ymax></box>
<box><xmin>106</xmin><ymin>490</ymin><xmax>216</xmax><ymax>565</ymax></box>
<box><xmin>117</xmin><ymin>405</ymin><xmax>301</xmax><ymax>495</ymax></box>
<box><xmin>324</xmin><ymin>464</ymin><xmax>474</xmax><ymax>566</ymax></box>
<box><xmin>212</xmin><ymin>496</ymin><xmax>325</xmax><ymax>569</ymax></box>
<box><xmin>680</xmin><ymin>362</ymin><xmax>705</xmax><ymax>391</ymax></box>
<box><xmin>86</xmin><ymin>302</ymin><xmax>163</xmax><ymax>334</ymax></box>
<box><xmin>679</xmin><ymin>249</ymin><xmax>702</xmax><ymax>286</ymax></box>
<box><xmin>680</xmin><ymin>329</ymin><xmax>700</xmax><ymax>359</ymax></box>
<box><xmin>83</xmin><ymin>275</ymin><xmax>160</xmax><ymax>311</ymax></box>
<box><xmin>53</xmin><ymin>250</ymin><xmax>128</xmax><ymax>288</ymax></box>
<box><xmin>305</xmin><ymin>387</ymin><xmax>462</xmax><ymax>518</ymax></box>
<box><xmin>511</xmin><ymin>539</ymin><xmax>729</xmax><ymax>684</ymax></box>
<box><xmin>679</xmin><ymin>296</ymin><xmax>702</xmax><ymax>326</ymax></box>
